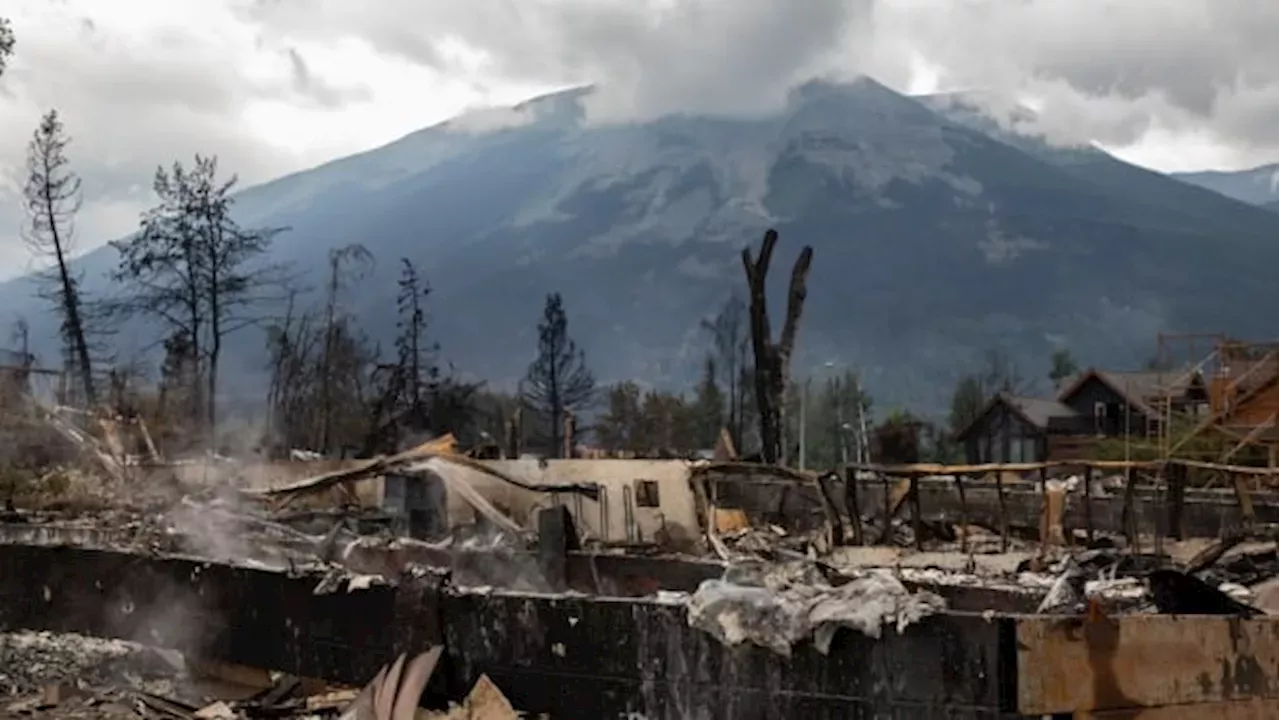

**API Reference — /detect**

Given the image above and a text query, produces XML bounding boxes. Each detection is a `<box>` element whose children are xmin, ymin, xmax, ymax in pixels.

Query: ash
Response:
<box><xmin>0</xmin><ymin>627</ymin><xmax>181</xmax><ymax>696</ymax></box>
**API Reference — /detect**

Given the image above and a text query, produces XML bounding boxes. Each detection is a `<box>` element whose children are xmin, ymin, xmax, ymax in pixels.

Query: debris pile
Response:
<box><xmin>686</xmin><ymin>562</ymin><xmax>947</xmax><ymax>656</ymax></box>
<box><xmin>0</xmin><ymin>631</ymin><xmax>178</xmax><ymax>699</ymax></box>
<box><xmin>0</xmin><ymin>633</ymin><xmax>527</xmax><ymax>720</ymax></box>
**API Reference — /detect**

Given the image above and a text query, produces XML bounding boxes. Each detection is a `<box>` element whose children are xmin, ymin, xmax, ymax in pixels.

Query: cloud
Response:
<box><xmin>0</xmin><ymin>2</ymin><xmax>318</xmax><ymax>277</ymax></box>
<box><xmin>237</xmin><ymin>0</ymin><xmax>877</xmax><ymax>123</ymax></box>
<box><xmin>286</xmin><ymin>47</ymin><xmax>372</xmax><ymax>108</ymax></box>
<box><xmin>865</xmin><ymin>0</ymin><xmax>1277</xmax><ymax>167</ymax></box>
<box><xmin>0</xmin><ymin>0</ymin><xmax>1274</xmax><ymax>283</ymax></box>
<box><xmin>0</xmin><ymin>0</ymin><xmax>548</xmax><ymax>280</ymax></box>
<box><xmin>235</xmin><ymin>0</ymin><xmax>1276</xmax><ymax>164</ymax></box>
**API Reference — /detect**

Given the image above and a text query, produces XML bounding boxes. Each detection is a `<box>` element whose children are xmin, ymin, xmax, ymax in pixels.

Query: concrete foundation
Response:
<box><xmin>0</xmin><ymin>544</ymin><xmax>1020</xmax><ymax>717</ymax></box>
<box><xmin>2</xmin><ymin>544</ymin><xmax>1273</xmax><ymax>718</ymax></box>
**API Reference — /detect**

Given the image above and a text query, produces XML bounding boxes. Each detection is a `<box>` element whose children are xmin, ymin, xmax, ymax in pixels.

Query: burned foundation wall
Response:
<box><xmin>440</xmin><ymin>592</ymin><xmax>1014</xmax><ymax>719</ymax></box>
<box><xmin>0</xmin><ymin>545</ymin><xmax>441</xmax><ymax>684</ymax></box>
<box><xmin>0</xmin><ymin>544</ymin><xmax>1022</xmax><ymax>718</ymax></box>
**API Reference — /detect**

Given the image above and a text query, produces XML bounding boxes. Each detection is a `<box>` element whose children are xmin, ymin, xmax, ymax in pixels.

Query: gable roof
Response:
<box><xmin>1101</xmin><ymin>370</ymin><xmax>1204</xmax><ymax>399</ymax></box>
<box><xmin>953</xmin><ymin>392</ymin><xmax>1078</xmax><ymax>441</ymax></box>
<box><xmin>1056</xmin><ymin>367</ymin><xmax>1204</xmax><ymax>415</ymax></box>
<box><xmin>1009</xmin><ymin>395</ymin><xmax>1080</xmax><ymax>428</ymax></box>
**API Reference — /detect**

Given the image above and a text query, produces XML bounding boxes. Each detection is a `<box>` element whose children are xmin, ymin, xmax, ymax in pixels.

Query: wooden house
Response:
<box><xmin>956</xmin><ymin>367</ymin><xmax>1213</xmax><ymax>465</ymax></box>
<box><xmin>954</xmin><ymin>393</ymin><xmax>1083</xmax><ymax>464</ymax></box>
<box><xmin>1055</xmin><ymin>368</ymin><xmax>1209</xmax><ymax>438</ymax></box>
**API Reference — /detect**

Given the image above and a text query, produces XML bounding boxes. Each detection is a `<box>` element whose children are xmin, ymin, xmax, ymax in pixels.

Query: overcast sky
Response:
<box><xmin>0</xmin><ymin>0</ymin><xmax>1275</xmax><ymax>278</ymax></box>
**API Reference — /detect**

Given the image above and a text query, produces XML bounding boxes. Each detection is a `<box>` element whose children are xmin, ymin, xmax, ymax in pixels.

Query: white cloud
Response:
<box><xmin>0</xmin><ymin>0</ymin><xmax>551</xmax><ymax>279</ymax></box>
<box><xmin>0</xmin><ymin>0</ymin><xmax>1274</xmax><ymax>280</ymax></box>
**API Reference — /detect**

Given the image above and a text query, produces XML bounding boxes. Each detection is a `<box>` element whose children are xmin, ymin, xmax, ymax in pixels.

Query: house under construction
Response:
<box><xmin>955</xmin><ymin>335</ymin><xmax>1279</xmax><ymax>468</ymax></box>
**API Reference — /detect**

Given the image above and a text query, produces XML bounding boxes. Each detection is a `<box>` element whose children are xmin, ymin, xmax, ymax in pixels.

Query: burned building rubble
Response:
<box><xmin>0</xmin><ymin>427</ymin><xmax>1277</xmax><ymax>718</ymax></box>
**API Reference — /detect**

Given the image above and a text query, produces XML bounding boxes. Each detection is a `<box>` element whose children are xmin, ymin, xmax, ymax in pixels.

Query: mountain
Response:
<box><xmin>1171</xmin><ymin>164</ymin><xmax>1279</xmax><ymax>209</ymax></box>
<box><xmin>920</xmin><ymin>92</ymin><xmax>1277</xmax><ymax>232</ymax></box>
<box><xmin>0</xmin><ymin>79</ymin><xmax>1275</xmax><ymax>413</ymax></box>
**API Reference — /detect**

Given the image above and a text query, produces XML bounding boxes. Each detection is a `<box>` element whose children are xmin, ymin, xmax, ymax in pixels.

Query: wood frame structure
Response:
<box><xmin>840</xmin><ymin>458</ymin><xmax>1276</xmax><ymax>552</ymax></box>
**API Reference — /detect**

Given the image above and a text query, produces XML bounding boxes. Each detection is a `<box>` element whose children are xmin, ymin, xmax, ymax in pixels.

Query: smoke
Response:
<box><xmin>165</xmin><ymin>498</ymin><xmax>264</xmax><ymax>565</ymax></box>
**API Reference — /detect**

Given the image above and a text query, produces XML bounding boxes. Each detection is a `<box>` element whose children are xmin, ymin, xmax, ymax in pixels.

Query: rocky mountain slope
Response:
<box><xmin>0</xmin><ymin>79</ymin><xmax>1275</xmax><ymax>412</ymax></box>
<box><xmin>1171</xmin><ymin>164</ymin><xmax>1279</xmax><ymax>209</ymax></box>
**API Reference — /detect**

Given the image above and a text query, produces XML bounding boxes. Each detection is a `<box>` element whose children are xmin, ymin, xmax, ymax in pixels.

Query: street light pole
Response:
<box><xmin>853</xmin><ymin>374</ymin><xmax>868</xmax><ymax>464</ymax></box>
<box><xmin>835</xmin><ymin>376</ymin><xmax>848</xmax><ymax>466</ymax></box>
<box><xmin>798</xmin><ymin>377</ymin><xmax>811</xmax><ymax>470</ymax></box>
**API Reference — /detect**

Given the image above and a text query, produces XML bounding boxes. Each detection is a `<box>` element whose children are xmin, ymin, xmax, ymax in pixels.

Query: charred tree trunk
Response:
<box><xmin>740</xmin><ymin>229</ymin><xmax>813</xmax><ymax>465</ymax></box>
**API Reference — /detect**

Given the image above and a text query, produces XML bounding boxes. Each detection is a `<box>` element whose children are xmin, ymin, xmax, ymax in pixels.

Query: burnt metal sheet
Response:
<box><xmin>1015</xmin><ymin>615</ymin><xmax>1279</xmax><ymax>715</ymax></box>
<box><xmin>440</xmin><ymin>590</ymin><xmax>1015</xmax><ymax>719</ymax></box>
<box><xmin>0</xmin><ymin>544</ymin><xmax>445</xmax><ymax>685</ymax></box>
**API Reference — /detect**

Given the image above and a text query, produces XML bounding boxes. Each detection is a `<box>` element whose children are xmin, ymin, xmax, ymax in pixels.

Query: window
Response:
<box><xmin>1009</xmin><ymin>435</ymin><xmax>1024</xmax><ymax>463</ymax></box>
<box><xmin>1021</xmin><ymin>438</ymin><xmax>1038</xmax><ymax>463</ymax></box>
<box><xmin>635</xmin><ymin>479</ymin><xmax>660</xmax><ymax>508</ymax></box>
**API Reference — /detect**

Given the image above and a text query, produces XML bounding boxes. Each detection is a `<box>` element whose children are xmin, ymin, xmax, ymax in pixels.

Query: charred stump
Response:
<box><xmin>740</xmin><ymin>229</ymin><xmax>813</xmax><ymax>466</ymax></box>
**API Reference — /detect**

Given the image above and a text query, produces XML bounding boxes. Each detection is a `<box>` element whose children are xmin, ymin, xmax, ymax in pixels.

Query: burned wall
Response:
<box><xmin>0</xmin><ymin>544</ymin><xmax>1024</xmax><ymax>717</ymax></box>
<box><xmin>706</xmin><ymin>472</ymin><xmax>837</xmax><ymax>534</ymax></box>
<box><xmin>440</xmin><ymin>459</ymin><xmax>701</xmax><ymax>546</ymax></box>
<box><xmin>0</xmin><ymin>545</ymin><xmax>441</xmax><ymax>684</ymax></box>
<box><xmin>439</xmin><ymin>591</ymin><xmax>1014</xmax><ymax>718</ymax></box>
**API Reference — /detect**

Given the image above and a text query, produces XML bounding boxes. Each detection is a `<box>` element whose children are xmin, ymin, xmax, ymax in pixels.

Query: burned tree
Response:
<box><xmin>522</xmin><ymin>293</ymin><xmax>595</xmax><ymax>458</ymax></box>
<box><xmin>262</xmin><ymin>299</ymin><xmax>380</xmax><ymax>457</ymax></box>
<box><xmin>393</xmin><ymin>257</ymin><xmax>439</xmax><ymax>422</ymax></box>
<box><xmin>22</xmin><ymin>110</ymin><xmax>97</xmax><ymax>407</ymax></box>
<box><xmin>317</xmin><ymin>244</ymin><xmax>374</xmax><ymax>451</ymax></box>
<box><xmin>112</xmin><ymin>155</ymin><xmax>284</xmax><ymax>442</ymax></box>
<box><xmin>740</xmin><ymin>229</ymin><xmax>813</xmax><ymax>465</ymax></box>
<box><xmin>358</xmin><ymin>257</ymin><xmax>454</xmax><ymax>454</ymax></box>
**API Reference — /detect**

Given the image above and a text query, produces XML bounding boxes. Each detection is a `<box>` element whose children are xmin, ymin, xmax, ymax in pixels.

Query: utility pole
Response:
<box><xmin>798</xmin><ymin>377</ymin><xmax>811</xmax><ymax>470</ymax></box>
<box><xmin>833</xmin><ymin>374</ymin><xmax>848</xmax><ymax>466</ymax></box>
<box><xmin>854</xmin><ymin>373</ymin><xmax>869</xmax><ymax>464</ymax></box>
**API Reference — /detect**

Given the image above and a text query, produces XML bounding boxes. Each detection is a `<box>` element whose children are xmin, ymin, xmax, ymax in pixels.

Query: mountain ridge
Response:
<box><xmin>1171</xmin><ymin>163</ymin><xmax>1279</xmax><ymax>208</ymax></box>
<box><xmin>0</xmin><ymin>78</ymin><xmax>1274</xmax><ymax>414</ymax></box>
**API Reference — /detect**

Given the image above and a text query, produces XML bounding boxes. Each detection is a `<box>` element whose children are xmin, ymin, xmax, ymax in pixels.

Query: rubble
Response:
<box><xmin>0</xmin><ymin>631</ymin><xmax>527</xmax><ymax>720</ymax></box>
<box><xmin>686</xmin><ymin>562</ymin><xmax>947</xmax><ymax>656</ymax></box>
<box><xmin>0</xmin><ymin>631</ymin><xmax>191</xmax><ymax>720</ymax></box>
<box><xmin>424</xmin><ymin>676</ymin><xmax>518</xmax><ymax>720</ymax></box>
<box><xmin>0</xmin><ymin>400</ymin><xmax>1275</xmax><ymax>716</ymax></box>
<box><xmin>0</xmin><ymin>631</ymin><xmax>177</xmax><ymax>699</ymax></box>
